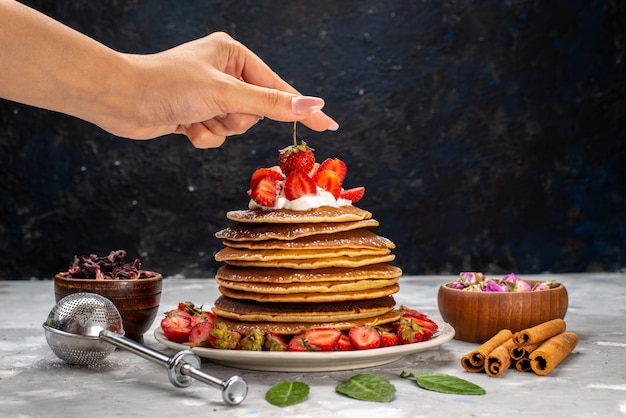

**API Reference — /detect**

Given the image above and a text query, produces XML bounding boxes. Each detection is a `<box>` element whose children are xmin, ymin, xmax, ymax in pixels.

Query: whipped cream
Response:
<box><xmin>249</xmin><ymin>186</ymin><xmax>352</xmax><ymax>211</ymax></box>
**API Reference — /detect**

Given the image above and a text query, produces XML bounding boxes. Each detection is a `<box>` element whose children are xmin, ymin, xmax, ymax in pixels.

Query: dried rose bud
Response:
<box><xmin>512</xmin><ymin>278</ymin><xmax>532</xmax><ymax>292</ymax></box>
<box><xmin>459</xmin><ymin>272</ymin><xmax>485</xmax><ymax>285</ymax></box>
<box><xmin>448</xmin><ymin>280</ymin><xmax>467</xmax><ymax>290</ymax></box>
<box><xmin>501</xmin><ymin>273</ymin><xmax>520</xmax><ymax>283</ymax></box>
<box><xmin>483</xmin><ymin>280</ymin><xmax>507</xmax><ymax>292</ymax></box>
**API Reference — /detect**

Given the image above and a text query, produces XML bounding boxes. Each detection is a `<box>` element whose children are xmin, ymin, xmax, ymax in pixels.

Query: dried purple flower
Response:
<box><xmin>483</xmin><ymin>280</ymin><xmax>507</xmax><ymax>292</ymax></box>
<box><xmin>66</xmin><ymin>250</ymin><xmax>151</xmax><ymax>280</ymax></box>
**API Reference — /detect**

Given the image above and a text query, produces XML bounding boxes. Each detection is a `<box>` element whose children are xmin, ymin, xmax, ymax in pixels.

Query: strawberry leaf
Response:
<box><xmin>336</xmin><ymin>374</ymin><xmax>395</xmax><ymax>402</ymax></box>
<box><xmin>400</xmin><ymin>371</ymin><xmax>486</xmax><ymax>395</ymax></box>
<box><xmin>265</xmin><ymin>381</ymin><xmax>310</xmax><ymax>407</ymax></box>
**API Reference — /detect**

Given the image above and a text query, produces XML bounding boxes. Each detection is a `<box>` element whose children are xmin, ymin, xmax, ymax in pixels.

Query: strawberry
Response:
<box><xmin>289</xmin><ymin>328</ymin><xmax>342</xmax><ymax>351</ymax></box>
<box><xmin>320</xmin><ymin>158</ymin><xmax>347</xmax><ymax>182</ymax></box>
<box><xmin>379</xmin><ymin>330</ymin><xmax>399</xmax><ymax>347</ymax></box>
<box><xmin>335</xmin><ymin>332</ymin><xmax>353</xmax><ymax>351</ymax></box>
<box><xmin>250</xmin><ymin>175</ymin><xmax>281</xmax><ymax>207</ymax></box>
<box><xmin>339</xmin><ymin>186</ymin><xmax>365</xmax><ymax>203</ymax></box>
<box><xmin>394</xmin><ymin>317</ymin><xmax>425</xmax><ymax>344</ymax></box>
<box><xmin>348</xmin><ymin>324</ymin><xmax>381</xmax><ymax>350</ymax></box>
<box><xmin>160</xmin><ymin>309</ymin><xmax>192</xmax><ymax>343</ymax></box>
<box><xmin>250</xmin><ymin>167</ymin><xmax>284</xmax><ymax>191</ymax></box>
<box><xmin>287</xmin><ymin>332</ymin><xmax>309</xmax><ymax>352</ymax></box>
<box><xmin>239</xmin><ymin>328</ymin><xmax>265</xmax><ymax>351</ymax></box>
<box><xmin>208</xmin><ymin>322</ymin><xmax>241</xmax><ymax>350</ymax></box>
<box><xmin>279</xmin><ymin>141</ymin><xmax>315</xmax><ymax>176</ymax></box>
<box><xmin>188</xmin><ymin>321</ymin><xmax>215</xmax><ymax>347</ymax></box>
<box><xmin>264</xmin><ymin>333</ymin><xmax>288</xmax><ymax>351</ymax></box>
<box><xmin>396</xmin><ymin>306</ymin><xmax>438</xmax><ymax>341</ymax></box>
<box><xmin>312</xmin><ymin>170</ymin><xmax>342</xmax><ymax>199</ymax></box>
<box><xmin>283</xmin><ymin>170</ymin><xmax>317</xmax><ymax>201</ymax></box>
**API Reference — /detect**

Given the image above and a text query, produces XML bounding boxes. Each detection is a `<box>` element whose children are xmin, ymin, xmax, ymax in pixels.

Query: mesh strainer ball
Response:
<box><xmin>43</xmin><ymin>292</ymin><xmax>125</xmax><ymax>365</ymax></box>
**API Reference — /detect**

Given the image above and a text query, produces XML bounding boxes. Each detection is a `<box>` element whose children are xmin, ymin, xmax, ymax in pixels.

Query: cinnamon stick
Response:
<box><xmin>529</xmin><ymin>331</ymin><xmax>579</xmax><ymax>375</ymax></box>
<box><xmin>509</xmin><ymin>341</ymin><xmax>542</xmax><ymax>361</ymax></box>
<box><xmin>515</xmin><ymin>358</ymin><xmax>532</xmax><ymax>372</ymax></box>
<box><xmin>485</xmin><ymin>338</ymin><xmax>517</xmax><ymax>377</ymax></box>
<box><xmin>512</xmin><ymin>318</ymin><xmax>566</xmax><ymax>346</ymax></box>
<box><xmin>461</xmin><ymin>329</ymin><xmax>513</xmax><ymax>373</ymax></box>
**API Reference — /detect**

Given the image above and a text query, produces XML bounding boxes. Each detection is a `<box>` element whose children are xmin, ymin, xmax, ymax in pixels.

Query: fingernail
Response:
<box><xmin>292</xmin><ymin>96</ymin><xmax>325</xmax><ymax>115</ymax></box>
<box><xmin>216</xmin><ymin>113</ymin><xmax>228</xmax><ymax>119</ymax></box>
<box><xmin>327</xmin><ymin>121</ymin><xmax>339</xmax><ymax>131</ymax></box>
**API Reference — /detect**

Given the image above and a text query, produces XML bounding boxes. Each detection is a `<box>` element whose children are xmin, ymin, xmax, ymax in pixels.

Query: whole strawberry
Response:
<box><xmin>279</xmin><ymin>140</ymin><xmax>315</xmax><ymax>176</ymax></box>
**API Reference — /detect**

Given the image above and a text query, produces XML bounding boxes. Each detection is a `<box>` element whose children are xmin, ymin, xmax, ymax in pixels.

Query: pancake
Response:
<box><xmin>215</xmin><ymin>219</ymin><xmax>379</xmax><ymax>242</ymax></box>
<box><xmin>212</xmin><ymin>295</ymin><xmax>396</xmax><ymax>322</ymax></box>
<box><xmin>226</xmin><ymin>206</ymin><xmax>372</xmax><ymax>224</ymax></box>
<box><xmin>213</xmin><ymin>310</ymin><xmax>402</xmax><ymax>335</ymax></box>
<box><xmin>215</xmin><ymin>246</ymin><xmax>391</xmax><ymax>262</ymax></box>
<box><xmin>216</xmin><ymin>277</ymin><xmax>399</xmax><ymax>294</ymax></box>
<box><xmin>222</xmin><ymin>229</ymin><xmax>395</xmax><ymax>250</ymax></box>
<box><xmin>215</xmin><ymin>264</ymin><xmax>403</xmax><ymax>284</ymax></box>
<box><xmin>218</xmin><ymin>283</ymin><xmax>400</xmax><ymax>303</ymax></box>
<box><xmin>223</xmin><ymin>253</ymin><xmax>395</xmax><ymax>269</ymax></box>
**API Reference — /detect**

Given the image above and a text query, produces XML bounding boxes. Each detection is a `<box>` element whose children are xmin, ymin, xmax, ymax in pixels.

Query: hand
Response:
<box><xmin>115</xmin><ymin>32</ymin><xmax>339</xmax><ymax>148</ymax></box>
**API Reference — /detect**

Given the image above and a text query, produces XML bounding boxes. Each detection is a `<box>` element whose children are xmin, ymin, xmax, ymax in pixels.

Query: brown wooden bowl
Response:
<box><xmin>54</xmin><ymin>272</ymin><xmax>163</xmax><ymax>342</ymax></box>
<box><xmin>437</xmin><ymin>280</ymin><xmax>568</xmax><ymax>343</ymax></box>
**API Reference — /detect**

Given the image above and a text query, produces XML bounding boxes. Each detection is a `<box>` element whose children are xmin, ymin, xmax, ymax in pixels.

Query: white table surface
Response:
<box><xmin>1</xmin><ymin>273</ymin><xmax>625</xmax><ymax>417</ymax></box>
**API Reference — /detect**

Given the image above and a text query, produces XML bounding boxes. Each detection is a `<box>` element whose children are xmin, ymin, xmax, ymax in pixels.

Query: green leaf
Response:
<box><xmin>400</xmin><ymin>371</ymin><xmax>486</xmax><ymax>395</ymax></box>
<box><xmin>265</xmin><ymin>381</ymin><xmax>310</xmax><ymax>407</ymax></box>
<box><xmin>336</xmin><ymin>374</ymin><xmax>396</xmax><ymax>402</ymax></box>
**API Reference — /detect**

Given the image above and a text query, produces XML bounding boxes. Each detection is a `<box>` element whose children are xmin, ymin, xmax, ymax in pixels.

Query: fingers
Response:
<box><xmin>177</xmin><ymin>113</ymin><xmax>263</xmax><ymax>149</ymax></box>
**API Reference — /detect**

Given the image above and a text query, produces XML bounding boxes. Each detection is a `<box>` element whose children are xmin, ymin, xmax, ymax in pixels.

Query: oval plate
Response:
<box><xmin>154</xmin><ymin>320</ymin><xmax>454</xmax><ymax>372</ymax></box>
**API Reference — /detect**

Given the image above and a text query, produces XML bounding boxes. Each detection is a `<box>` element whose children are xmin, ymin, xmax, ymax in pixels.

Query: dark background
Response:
<box><xmin>1</xmin><ymin>0</ymin><xmax>624</xmax><ymax>279</ymax></box>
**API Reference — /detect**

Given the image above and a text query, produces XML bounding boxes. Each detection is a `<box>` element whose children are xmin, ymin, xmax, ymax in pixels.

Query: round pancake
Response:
<box><xmin>222</xmin><ymin>229</ymin><xmax>395</xmax><ymax>250</ymax></box>
<box><xmin>216</xmin><ymin>277</ymin><xmax>399</xmax><ymax>294</ymax></box>
<box><xmin>215</xmin><ymin>264</ymin><xmax>403</xmax><ymax>284</ymax></box>
<box><xmin>226</xmin><ymin>206</ymin><xmax>372</xmax><ymax>224</ymax></box>
<box><xmin>215</xmin><ymin>219</ymin><xmax>379</xmax><ymax>242</ymax></box>
<box><xmin>212</xmin><ymin>295</ymin><xmax>396</xmax><ymax>322</ymax></box>
<box><xmin>215</xmin><ymin>246</ymin><xmax>390</xmax><ymax>262</ymax></box>
<box><xmin>213</xmin><ymin>310</ymin><xmax>402</xmax><ymax>335</ymax></box>
<box><xmin>223</xmin><ymin>254</ymin><xmax>396</xmax><ymax>269</ymax></box>
<box><xmin>218</xmin><ymin>283</ymin><xmax>400</xmax><ymax>302</ymax></box>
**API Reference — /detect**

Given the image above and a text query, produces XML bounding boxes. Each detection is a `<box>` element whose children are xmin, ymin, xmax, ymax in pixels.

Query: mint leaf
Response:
<box><xmin>401</xmin><ymin>371</ymin><xmax>486</xmax><ymax>395</ymax></box>
<box><xmin>336</xmin><ymin>374</ymin><xmax>395</xmax><ymax>402</ymax></box>
<box><xmin>265</xmin><ymin>381</ymin><xmax>310</xmax><ymax>407</ymax></box>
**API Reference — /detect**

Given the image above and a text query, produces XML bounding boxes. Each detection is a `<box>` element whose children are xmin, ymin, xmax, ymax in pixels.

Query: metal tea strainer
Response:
<box><xmin>43</xmin><ymin>292</ymin><xmax>247</xmax><ymax>406</ymax></box>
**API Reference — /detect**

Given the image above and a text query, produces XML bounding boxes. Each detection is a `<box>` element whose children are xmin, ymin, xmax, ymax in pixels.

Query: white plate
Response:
<box><xmin>154</xmin><ymin>320</ymin><xmax>454</xmax><ymax>372</ymax></box>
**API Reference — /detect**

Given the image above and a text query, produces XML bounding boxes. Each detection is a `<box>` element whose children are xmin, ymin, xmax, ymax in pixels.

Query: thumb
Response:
<box><xmin>224</xmin><ymin>83</ymin><xmax>339</xmax><ymax>132</ymax></box>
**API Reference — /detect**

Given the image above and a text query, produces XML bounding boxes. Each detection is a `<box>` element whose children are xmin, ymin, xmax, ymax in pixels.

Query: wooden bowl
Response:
<box><xmin>437</xmin><ymin>280</ymin><xmax>568</xmax><ymax>343</ymax></box>
<box><xmin>54</xmin><ymin>272</ymin><xmax>163</xmax><ymax>342</ymax></box>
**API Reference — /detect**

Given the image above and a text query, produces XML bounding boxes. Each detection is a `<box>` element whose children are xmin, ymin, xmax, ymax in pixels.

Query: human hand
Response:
<box><xmin>116</xmin><ymin>32</ymin><xmax>339</xmax><ymax>148</ymax></box>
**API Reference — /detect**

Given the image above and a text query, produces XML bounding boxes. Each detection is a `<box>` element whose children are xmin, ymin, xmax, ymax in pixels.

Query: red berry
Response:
<box><xmin>379</xmin><ymin>330</ymin><xmax>399</xmax><ymax>347</ymax></box>
<box><xmin>279</xmin><ymin>141</ymin><xmax>315</xmax><ymax>176</ymax></box>
<box><xmin>335</xmin><ymin>332</ymin><xmax>353</xmax><ymax>351</ymax></box>
<box><xmin>339</xmin><ymin>186</ymin><xmax>365</xmax><ymax>203</ymax></box>
<box><xmin>264</xmin><ymin>333</ymin><xmax>288</xmax><ymax>351</ymax></box>
<box><xmin>250</xmin><ymin>175</ymin><xmax>280</xmax><ymax>207</ymax></box>
<box><xmin>348</xmin><ymin>324</ymin><xmax>381</xmax><ymax>350</ymax></box>
<box><xmin>250</xmin><ymin>167</ymin><xmax>284</xmax><ymax>191</ymax></box>
<box><xmin>312</xmin><ymin>170</ymin><xmax>342</xmax><ymax>199</ymax></box>
<box><xmin>160</xmin><ymin>311</ymin><xmax>192</xmax><ymax>343</ymax></box>
<box><xmin>188</xmin><ymin>321</ymin><xmax>214</xmax><ymax>347</ymax></box>
<box><xmin>288</xmin><ymin>328</ymin><xmax>341</xmax><ymax>351</ymax></box>
<box><xmin>320</xmin><ymin>158</ymin><xmax>347</xmax><ymax>182</ymax></box>
<box><xmin>283</xmin><ymin>170</ymin><xmax>317</xmax><ymax>201</ymax></box>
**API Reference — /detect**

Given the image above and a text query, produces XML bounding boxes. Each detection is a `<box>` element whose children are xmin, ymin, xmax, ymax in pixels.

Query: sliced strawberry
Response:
<box><xmin>250</xmin><ymin>167</ymin><xmax>284</xmax><ymax>191</ymax></box>
<box><xmin>335</xmin><ymin>332</ymin><xmax>353</xmax><ymax>351</ymax></box>
<box><xmin>250</xmin><ymin>175</ymin><xmax>280</xmax><ymax>207</ymax></box>
<box><xmin>349</xmin><ymin>324</ymin><xmax>381</xmax><ymax>350</ymax></box>
<box><xmin>208</xmin><ymin>322</ymin><xmax>241</xmax><ymax>350</ymax></box>
<box><xmin>320</xmin><ymin>158</ymin><xmax>347</xmax><ymax>182</ymax></box>
<box><xmin>394</xmin><ymin>317</ymin><xmax>425</xmax><ymax>344</ymax></box>
<box><xmin>379</xmin><ymin>330</ymin><xmax>399</xmax><ymax>347</ymax></box>
<box><xmin>312</xmin><ymin>170</ymin><xmax>342</xmax><ymax>199</ymax></box>
<box><xmin>160</xmin><ymin>313</ymin><xmax>192</xmax><ymax>343</ymax></box>
<box><xmin>283</xmin><ymin>170</ymin><xmax>317</xmax><ymax>201</ymax></box>
<box><xmin>188</xmin><ymin>321</ymin><xmax>214</xmax><ymax>347</ymax></box>
<box><xmin>264</xmin><ymin>333</ymin><xmax>288</xmax><ymax>351</ymax></box>
<box><xmin>287</xmin><ymin>332</ymin><xmax>309</xmax><ymax>352</ymax></box>
<box><xmin>302</xmin><ymin>328</ymin><xmax>342</xmax><ymax>351</ymax></box>
<box><xmin>339</xmin><ymin>186</ymin><xmax>365</xmax><ymax>203</ymax></box>
<box><xmin>308</xmin><ymin>162</ymin><xmax>321</xmax><ymax>177</ymax></box>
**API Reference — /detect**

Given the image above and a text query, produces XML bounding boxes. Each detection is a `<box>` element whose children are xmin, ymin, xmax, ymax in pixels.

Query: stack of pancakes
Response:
<box><xmin>211</xmin><ymin>205</ymin><xmax>402</xmax><ymax>335</ymax></box>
